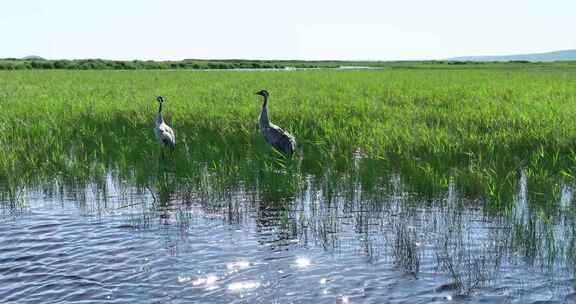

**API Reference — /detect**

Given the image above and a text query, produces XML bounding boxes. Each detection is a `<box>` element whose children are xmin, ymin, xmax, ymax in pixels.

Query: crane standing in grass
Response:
<box><xmin>255</xmin><ymin>90</ymin><xmax>296</xmax><ymax>157</ymax></box>
<box><xmin>154</xmin><ymin>96</ymin><xmax>176</xmax><ymax>150</ymax></box>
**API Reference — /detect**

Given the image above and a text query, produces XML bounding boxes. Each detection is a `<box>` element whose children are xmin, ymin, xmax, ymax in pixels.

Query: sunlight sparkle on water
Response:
<box><xmin>226</xmin><ymin>261</ymin><xmax>250</xmax><ymax>271</ymax></box>
<box><xmin>177</xmin><ymin>275</ymin><xmax>191</xmax><ymax>283</ymax></box>
<box><xmin>192</xmin><ymin>274</ymin><xmax>218</xmax><ymax>286</ymax></box>
<box><xmin>295</xmin><ymin>257</ymin><xmax>312</xmax><ymax>269</ymax></box>
<box><xmin>228</xmin><ymin>281</ymin><xmax>261</xmax><ymax>292</ymax></box>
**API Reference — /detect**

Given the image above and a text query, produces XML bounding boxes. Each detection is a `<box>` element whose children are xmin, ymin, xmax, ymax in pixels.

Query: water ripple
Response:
<box><xmin>0</xmin><ymin>173</ymin><xmax>575</xmax><ymax>303</ymax></box>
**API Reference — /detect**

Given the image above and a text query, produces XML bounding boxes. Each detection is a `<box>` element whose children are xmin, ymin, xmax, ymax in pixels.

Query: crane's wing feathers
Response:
<box><xmin>266</xmin><ymin>124</ymin><xmax>296</xmax><ymax>155</ymax></box>
<box><xmin>155</xmin><ymin>123</ymin><xmax>176</xmax><ymax>148</ymax></box>
<box><xmin>162</xmin><ymin>136</ymin><xmax>174</xmax><ymax>147</ymax></box>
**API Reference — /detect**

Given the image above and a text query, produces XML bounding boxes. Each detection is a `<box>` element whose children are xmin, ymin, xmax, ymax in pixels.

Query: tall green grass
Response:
<box><xmin>0</xmin><ymin>66</ymin><xmax>575</xmax><ymax>207</ymax></box>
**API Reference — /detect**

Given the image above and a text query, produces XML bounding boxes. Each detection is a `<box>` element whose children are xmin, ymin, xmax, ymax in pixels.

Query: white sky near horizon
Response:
<box><xmin>1</xmin><ymin>0</ymin><xmax>575</xmax><ymax>61</ymax></box>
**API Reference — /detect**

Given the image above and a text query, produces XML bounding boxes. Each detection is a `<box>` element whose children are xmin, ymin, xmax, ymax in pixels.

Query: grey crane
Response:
<box><xmin>255</xmin><ymin>89</ymin><xmax>296</xmax><ymax>157</ymax></box>
<box><xmin>154</xmin><ymin>96</ymin><xmax>176</xmax><ymax>150</ymax></box>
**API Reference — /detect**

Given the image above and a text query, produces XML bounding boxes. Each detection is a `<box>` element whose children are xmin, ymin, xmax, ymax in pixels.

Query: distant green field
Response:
<box><xmin>1</xmin><ymin>65</ymin><xmax>576</xmax><ymax>205</ymax></box>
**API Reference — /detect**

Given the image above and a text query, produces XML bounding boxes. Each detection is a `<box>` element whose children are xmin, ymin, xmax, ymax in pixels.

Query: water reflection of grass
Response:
<box><xmin>2</xmin><ymin>150</ymin><xmax>574</xmax><ymax>296</ymax></box>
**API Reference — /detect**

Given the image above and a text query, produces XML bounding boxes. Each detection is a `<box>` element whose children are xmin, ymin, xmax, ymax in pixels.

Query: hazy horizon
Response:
<box><xmin>2</xmin><ymin>0</ymin><xmax>576</xmax><ymax>61</ymax></box>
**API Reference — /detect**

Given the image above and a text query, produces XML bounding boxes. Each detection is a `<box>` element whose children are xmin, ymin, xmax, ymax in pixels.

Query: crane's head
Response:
<box><xmin>157</xmin><ymin>96</ymin><xmax>164</xmax><ymax>103</ymax></box>
<box><xmin>255</xmin><ymin>90</ymin><xmax>269</xmax><ymax>98</ymax></box>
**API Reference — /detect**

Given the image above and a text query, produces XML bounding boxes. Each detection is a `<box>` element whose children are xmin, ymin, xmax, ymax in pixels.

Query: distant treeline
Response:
<box><xmin>0</xmin><ymin>58</ymin><xmax>574</xmax><ymax>70</ymax></box>
<box><xmin>0</xmin><ymin>58</ymin><xmax>356</xmax><ymax>70</ymax></box>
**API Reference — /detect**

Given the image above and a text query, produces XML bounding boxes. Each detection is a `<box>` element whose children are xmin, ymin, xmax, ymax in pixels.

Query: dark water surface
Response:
<box><xmin>1</xmin><ymin>168</ymin><xmax>576</xmax><ymax>304</ymax></box>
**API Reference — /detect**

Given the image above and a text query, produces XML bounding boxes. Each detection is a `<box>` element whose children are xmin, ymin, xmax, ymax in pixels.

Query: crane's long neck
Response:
<box><xmin>259</xmin><ymin>95</ymin><xmax>270</xmax><ymax>127</ymax></box>
<box><xmin>156</xmin><ymin>101</ymin><xmax>164</xmax><ymax>125</ymax></box>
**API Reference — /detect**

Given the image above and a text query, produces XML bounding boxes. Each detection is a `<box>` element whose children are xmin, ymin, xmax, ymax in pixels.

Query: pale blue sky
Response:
<box><xmin>1</xmin><ymin>0</ymin><xmax>575</xmax><ymax>60</ymax></box>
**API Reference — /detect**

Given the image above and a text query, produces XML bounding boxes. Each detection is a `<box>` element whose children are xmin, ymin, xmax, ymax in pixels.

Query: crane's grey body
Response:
<box><xmin>256</xmin><ymin>90</ymin><xmax>296</xmax><ymax>157</ymax></box>
<box><xmin>154</xmin><ymin>96</ymin><xmax>176</xmax><ymax>150</ymax></box>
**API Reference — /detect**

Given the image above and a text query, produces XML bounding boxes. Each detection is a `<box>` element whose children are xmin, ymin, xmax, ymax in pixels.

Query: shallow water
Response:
<box><xmin>1</xmin><ymin>168</ymin><xmax>575</xmax><ymax>303</ymax></box>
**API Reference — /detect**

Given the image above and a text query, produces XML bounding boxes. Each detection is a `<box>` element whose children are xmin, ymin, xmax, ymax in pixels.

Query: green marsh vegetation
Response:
<box><xmin>2</xmin><ymin>65</ymin><xmax>576</xmax><ymax>204</ymax></box>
